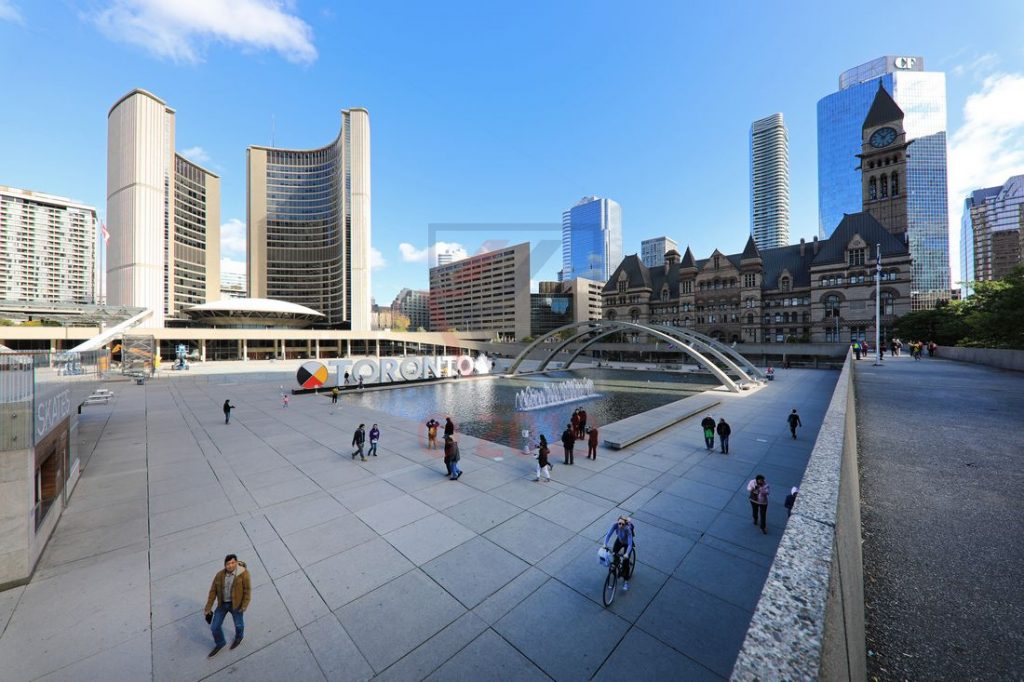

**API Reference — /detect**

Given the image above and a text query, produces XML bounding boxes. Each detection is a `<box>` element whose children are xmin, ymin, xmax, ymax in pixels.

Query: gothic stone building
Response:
<box><xmin>603</xmin><ymin>84</ymin><xmax>915</xmax><ymax>345</ymax></box>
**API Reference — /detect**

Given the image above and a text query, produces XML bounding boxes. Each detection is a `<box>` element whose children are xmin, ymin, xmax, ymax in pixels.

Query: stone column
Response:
<box><xmin>315</xmin><ymin>339</ymin><xmax>320</xmax><ymax>359</ymax></box>
<box><xmin>200</xmin><ymin>340</ymin><xmax>206</xmax><ymax>362</ymax></box>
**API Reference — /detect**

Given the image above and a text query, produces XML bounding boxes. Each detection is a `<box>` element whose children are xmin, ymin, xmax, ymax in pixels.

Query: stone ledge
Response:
<box><xmin>601</xmin><ymin>396</ymin><xmax>721</xmax><ymax>450</ymax></box>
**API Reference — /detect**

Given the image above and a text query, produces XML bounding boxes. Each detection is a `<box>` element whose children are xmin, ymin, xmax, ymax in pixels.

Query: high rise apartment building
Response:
<box><xmin>391</xmin><ymin>288</ymin><xmax>430</xmax><ymax>331</ymax></box>
<box><xmin>817</xmin><ymin>56</ymin><xmax>949</xmax><ymax>308</ymax></box>
<box><xmin>640</xmin><ymin>237</ymin><xmax>678</xmax><ymax>268</ymax></box>
<box><xmin>750</xmin><ymin>113</ymin><xmax>790</xmax><ymax>249</ymax></box>
<box><xmin>0</xmin><ymin>186</ymin><xmax>96</xmax><ymax>304</ymax></box>
<box><xmin>107</xmin><ymin>89</ymin><xmax>220</xmax><ymax>326</ymax></box>
<box><xmin>562</xmin><ymin>196</ymin><xmax>622</xmax><ymax>282</ymax></box>
<box><xmin>247</xmin><ymin>108</ymin><xmax>371</xmax><ymax>331</ymax></box>
<box><xmin>961</xmin><ymin>176</ymin><xmax>1024</xmax><ymax>292</ymax></box>
<box><xmin>429</xmin><ymin>242</ymin><xmax>530</xmax><ymax>339</ymax></box>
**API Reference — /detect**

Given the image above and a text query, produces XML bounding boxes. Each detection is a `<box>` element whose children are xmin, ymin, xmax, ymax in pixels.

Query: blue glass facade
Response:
<box><xmin>561</xmin><ymin>196</ymin><xmax>622</xmax><ymax>282</ymax></box>
<box><xmin>818</xmin><ymin>63</ymin><xmax>950</xmax><ymax>305</ymax></box>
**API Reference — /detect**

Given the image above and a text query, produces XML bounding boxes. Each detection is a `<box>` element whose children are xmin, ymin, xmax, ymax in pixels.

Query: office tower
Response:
<box><xmin>391</xmin><ymin>288</ymin><xmax>430</xmax><ymax>331</ymax></box>
<box><xmin>750</xmin><ymin>113</ymin><xmax>790</xmax><ymax>249</ymax></box>
<box><xmin>535</xmin><ymin>277</ymin><xmax>604</xmax><ymax>328</ymax></box>
<box><xmin>247</xmin><ymin>108</ymin><xmax>371</xmax><ymax>330</ymax></box>
<box><xmin>817</xmin><ymin>56</ymin><xmax>949</xmax><ymax>308</ymax></box>
<box><xmin>562</xmin><ymin>196</ymin><xmax>622</xmax><ymax>282</ymax></box>
<box><xmin>429</xmin><ymin>242</ymin><xmax>530</xmax><ymax>339</ymax></box>
<box><xmin>436</xmin><ymin>252</ymin><xmax>453</xmax><ymax>266</ymax></box>
<box><xmin>0</xmin><ymin>186</ymin><xmax>96</xmax><ymax>304</ymax></box>
<box><xmin>640</xmin><ymin>236</ymin><xmax>679</xmax><ymax>268</ymax></box>
<box><xmin>961</xmin><ymin>177</ymin><xmax>1024</xmax><ymax>291</ymax></box>
<box><xmin>107</xmin><ymin>89</ymin><xmax>220</xmax><ymax>326</ymax></box>
<box><xmin>220</xmin><ymin>270</ymin><xmax>248</xmax><ymax>299</ymax></box>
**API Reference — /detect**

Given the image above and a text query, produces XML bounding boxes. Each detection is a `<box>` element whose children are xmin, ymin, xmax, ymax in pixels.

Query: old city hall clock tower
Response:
<box><xmin>858</xmin><ymin>83</ymin><xmax>911</xmax><ymax>237</ymax></box>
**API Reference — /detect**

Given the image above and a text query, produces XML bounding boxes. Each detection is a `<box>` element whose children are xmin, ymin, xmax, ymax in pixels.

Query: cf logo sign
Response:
<box><xmin>894</xmin><ymin>57</ymin><xmax>916</xmax><ymax>69</ymax></box>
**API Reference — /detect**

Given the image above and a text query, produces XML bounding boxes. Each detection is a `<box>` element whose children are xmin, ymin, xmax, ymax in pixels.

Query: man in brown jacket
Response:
<box><xmin>204</xmin><ymin>554</ymin><xmax>251</xmax><ymax>658</ymax></box>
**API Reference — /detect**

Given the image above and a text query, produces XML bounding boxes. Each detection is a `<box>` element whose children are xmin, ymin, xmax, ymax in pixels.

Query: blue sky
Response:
<box><xmin>2</xmin><ymin>0</ymin><xmax>1024</xmax><ymax>304</ymax></box>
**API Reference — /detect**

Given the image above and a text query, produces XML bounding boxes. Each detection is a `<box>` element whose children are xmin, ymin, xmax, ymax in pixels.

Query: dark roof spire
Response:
<box><xmin>680</xmin><ymin>246</ymin><xmax>696</xmax><ymax>269</ymax></box>
<box><xmin>862</xmin><ymin>82</ymin><xmax>904</xmax><ymax>130</ymax></box>
<box><xmin>741</xmin><ymin>235</ymin><xmax>761</xmax><ymax>261</ymax></box>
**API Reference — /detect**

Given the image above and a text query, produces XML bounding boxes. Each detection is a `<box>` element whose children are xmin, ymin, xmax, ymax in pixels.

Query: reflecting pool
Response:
<box><xmin>344</xmin><ymin>368</ymin><xmax>718</xmax><ymax>450</ymax></box>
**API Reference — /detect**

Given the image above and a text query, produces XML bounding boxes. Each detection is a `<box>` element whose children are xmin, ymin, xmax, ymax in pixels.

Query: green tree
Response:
<box><xmin>392</xmin><ymin>313</ymin><xmax>411</xmax><ymax>332</ymax></box>
<box><xmin>893</xmin><ymin>302</ymin><xmax>970</xmax><ymax>346</ymax></box>
<box><xmin>959</xmin><ymin>265</ymin><xmax>1024</xmax><ymax>349</ymax></box>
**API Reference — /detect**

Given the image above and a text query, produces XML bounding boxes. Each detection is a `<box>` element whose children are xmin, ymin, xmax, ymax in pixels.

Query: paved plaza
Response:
<box><xmin>0</xmin><ymin>367</ymin><xmax>837</xmax><ymax>681</ymax></box>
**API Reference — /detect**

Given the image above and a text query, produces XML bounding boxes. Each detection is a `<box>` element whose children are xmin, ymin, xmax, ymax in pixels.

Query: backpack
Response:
<box><xmin>452</xmin><ymin>443</ymin><xmax>461</xmax><ymax>462</ymax></box>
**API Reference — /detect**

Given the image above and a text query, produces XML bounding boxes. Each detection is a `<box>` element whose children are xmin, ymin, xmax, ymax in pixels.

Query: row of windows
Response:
<box><xmin>868</xmin><ymin>173</ymin><xmax>899</xmax><ymax>200</ymax></box>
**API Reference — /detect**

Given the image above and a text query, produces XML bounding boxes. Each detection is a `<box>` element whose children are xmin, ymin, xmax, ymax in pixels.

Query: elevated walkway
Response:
<box><xmin>601</xmin><ymin>394</ymin><xmax>721</xmax><ymax>449</ymax></box>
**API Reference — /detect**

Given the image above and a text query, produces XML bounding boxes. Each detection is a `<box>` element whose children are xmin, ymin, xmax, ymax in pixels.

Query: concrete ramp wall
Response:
<box><xmin>936</xmin><ymin>346</ymin><xmax>1024</xmax><ymax>372</ymax></box>
<box><xmin>731</xmin><ymin>352</ymin><xmax>865</xmax><ymax>680</ymax></box>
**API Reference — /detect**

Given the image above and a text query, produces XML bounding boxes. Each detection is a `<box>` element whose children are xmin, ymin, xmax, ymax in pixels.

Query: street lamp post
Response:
<box><xmin>874</xmin><ymin>243</ymin><xmax>882</xmax><ymax>366</ymax></box>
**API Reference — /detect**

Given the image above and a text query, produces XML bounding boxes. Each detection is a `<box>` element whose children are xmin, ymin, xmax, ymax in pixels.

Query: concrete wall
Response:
<box><xmin>936</xmin><ymin>346</ymin><xmax>1024</xmax><ymax>372</ymax></box>
<box><xmin>730</xmin><ymin>351</ymin><xmax>866</xmax><ymax>680</ymax></box>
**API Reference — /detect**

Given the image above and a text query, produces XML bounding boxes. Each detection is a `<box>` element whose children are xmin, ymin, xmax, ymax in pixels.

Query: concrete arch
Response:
<box><xmin>507</xmin><ymin>320</ymin><xmax>763</xmax><ymax>392</ymax></box>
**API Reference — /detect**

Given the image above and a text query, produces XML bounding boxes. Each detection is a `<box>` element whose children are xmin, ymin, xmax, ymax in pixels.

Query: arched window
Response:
<box><xmin>881</xmin><ymin>291</ymin><xmax>895</xmax><ymax>315</ymax></box>
<box><xmin>780</xmin><ymin>276</ymin><xmax>790</xmax><ymax>292</ymax></box>
<box><xmin>869</xmin><ymin>177</ymin><xmax>877</xmax><ymax>200</ymax></box>
<box><xmin>629</xmin><ymin>308</ymin><xmax>640</xmax><ymax>323</ymax></box>
<box><xmin>825</xmin><ymin>294</ymin><xmax>841</xmax><ymax>317</ymax></box>
<box><xmin>880</xmin><ymin>174</ymin><xmax>888</xmax><ymax>198</ymax></box>
<box><xmin>891</xmin><ymin>171</ymin><xmax>899</xmax><ymax>196</ymax></box>
<box><xmin>605</xmin><ymin>310</ymin><xmax>617</xmax><ymax>321</ymax></box>
<box><xmin>746</xmin><ymin>313</ymin><xmax>754</xmax><ymax>325</ymax></box>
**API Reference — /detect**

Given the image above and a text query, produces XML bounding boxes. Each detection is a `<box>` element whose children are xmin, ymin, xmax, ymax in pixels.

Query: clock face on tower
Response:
<box><xmin>869</xmin><ymin>127</ymin><xmax>897</xmax><ymax>148</ymax></box>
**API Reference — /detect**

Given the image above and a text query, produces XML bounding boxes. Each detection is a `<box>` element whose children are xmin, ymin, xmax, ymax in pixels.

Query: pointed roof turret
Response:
<box><xmin>862</xmin><ymin>82</ymin><xmax>904</xmax><ymax>130</ymax></box>
<box><xmin>740</xmin><ymin>235</ymin><xmax>762</xmax><ymax>262</ymax></box>
<box><xmin>680</xmin><ymin>246</ymin><xmax>696</xmax><ymax>269</ymax></box>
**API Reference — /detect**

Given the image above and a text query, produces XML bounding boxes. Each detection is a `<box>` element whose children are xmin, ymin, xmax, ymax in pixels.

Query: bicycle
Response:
<box><xmin>601</xmin><ymin>544</ymin><xmax>637</xmax><ymax>607</ymax></box>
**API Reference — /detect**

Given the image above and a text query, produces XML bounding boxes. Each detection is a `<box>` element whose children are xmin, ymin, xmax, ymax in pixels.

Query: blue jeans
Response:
<box><xmin>450</xmin><ymin>460</ymin><xmax>461</xmax><ymax>478</ymax></box>
<box><xmin>720</xmin><ymin>435</ymin><xmax>729</xmax><ymax>453</ymax></box>
<box><xmin>368</xmin><ymin>441</ymin><xmax>378</xmax><ymax>456</ymax></box>
<box><xmin>211</xmin><ymin>602</ymin><xmax>244</xmax><ymax>646</ymax></box>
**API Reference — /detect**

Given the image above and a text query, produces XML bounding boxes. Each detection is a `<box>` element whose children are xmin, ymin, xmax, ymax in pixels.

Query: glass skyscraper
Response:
<box><xmin>750</xmin><ymin>113</ymin><xmax>790</xmax><ymax>249</ymax></box>
<box><xmin>561</xmin><ymin>196</ymin><xmax>622</xmax><ymax>282</ymax></box>
<box><xmin>818</xmin><ymin>56</ymin><xmax>950</xmax><ymax>307</ymax></box>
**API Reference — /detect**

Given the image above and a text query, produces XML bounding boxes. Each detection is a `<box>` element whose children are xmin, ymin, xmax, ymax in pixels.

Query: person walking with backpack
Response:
<box><xmin>716</xmin><ymin>418</ymin><xmax>731</xmax><ymax>454</ymax></box>
<box><xmin>351</xmin><ymin>424</ymin><xmax>366</xmax><ymax>461</ymax></box>
<box><xmin>747</xmin><ymin>475</ymin><xmax>771</xmax><ymax>534</ymax></box>
<box><xmin>367</xmin><ymin>424</ymin><xmax>380</xmax><ymax>457</ymax></box>
<box><xmin>787</xmin><ymin>409</ymin><xmax>802</xmax><ymax>440</ymax></box>
<box><xmin>223</xmin><ymin>399</ymin><xmax>235</xmax><ymax>424</ymax></box>
<box><xmin>443</xmin><ymin>435</ymin><xmax>455</xmax><ymax>477</ymax></box>
<box><xmin>534</xmin><ymin>435</ymin><xmax>552</xmax><ymax>482</ymax></box>
<box><xmin>700</xmin><ymin>414</ymin><xmax>716</xmax><ymax>450</ymax></box>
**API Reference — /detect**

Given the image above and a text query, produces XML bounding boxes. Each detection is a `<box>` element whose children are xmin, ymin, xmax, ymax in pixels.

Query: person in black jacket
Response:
<box><xmin>787</xmin><ymin>409</ymin><xmax>802</xmax><ymax>440</ymax></box>
<box><xmin>443</xmin><ymin>435</ymin><xmax>455</xmax><ymax>478</ymax></box>
<box><xmin>223</xmin><ymin>400</ymin><xmax>235</xmax><ymax>424</ymax></box>
<box><xmin>561</xmin><ymin>424</ymin><xmax>575</xmax><ymax>465</ymax></box>
<box><xmin>534</xmin><ymin>435</ymin><xmax>551</xmax><ymax>482</ymax></box>
<box><xmin>444</xmin><ymin>417</ymin><xmax>455</xmax><ymax>439</ymax></box>
<box><xmin>351</xmin><ymin>424</ymin><xmax>366</xmax><ymax>461</ymax></box>
<box><xmin>716</xmin><ymin>418</ymin><xmax>731</xmax><ymax>454</ymax></box>
<box><xmin>700</xmin><ymin>415</ymin><xmax>716</xmax><ymax>450</ymax></box>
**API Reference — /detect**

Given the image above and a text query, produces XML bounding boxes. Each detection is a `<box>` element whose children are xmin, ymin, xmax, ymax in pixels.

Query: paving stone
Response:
<box><xmin>425</xmin><ymin>628</ymin><xmax>549</xmax><ymax>681</ymax></box>
<box><xmin>262</xmin><ymin>491</ymin><xmax>348</xmax><ymax>536</ymax></box>
<box><xmin>673</xmin><ymin>542</ymin><xmax>770</xmax><ymax>612</ymax></box>
<box><xmin>441</xmin><ymin>493</ymin><xmax>521</xmax><ymax>534</ymax></box>
<box><xmin>637</xmin><ymin>491</ymin><xmax>721</xmax><ymax>533</ymax></box>
<box><xmin>422</xmin><ymin>536</ymin><xmax>530</xmax><ymax>609</ymax></box>
<box><xmin>494</xmin><ymin>579</ymin><xmax>630</xmax><ymax>681</ymax></box>
<box><xmin>355</xmin><ymin>494</ymin><xmax>435</xmax><ymax>535</ymax></box>
<box><xmin>484</xmin><ymin>511</ymin><xmax>575</xmax><ymax>565</ymax></box>
<box><xmin>336</xmin><ymin>569</ymin><xmax>466</xmax><ymax>672</ymax></box>
<box><xmin>203</xmin><ymin>630</ymin><xmax>325</xmax><ymax>682</ymax></box>
<box><xmin>637</xmin><ymin>578</ymin><xmax>753</xmax><ymax>678</ymax></box>
<box><xmin>276</xmin><ymin>569</ymin><xmax>331</xmax><ymax>628</ymax></box>
<box><xmin>283</xmin><ymin>514</ymin><xmax>377</xmax><ymax>567</ymax></box>
<box><xmin>411</xmin><ymin>478</ymin><xmax>483</xmax><ymax>510</ymax></box>
<box><xmin>382</xmin><ymin>513</ymin><xmax>476</xmax><ymax>565</ymax></box>
<box><xmin>373</xmin><ymin>611</ymin><xmax>489</xmax><ymax>682</ymax></box>
<box><xmin>472</xmin><ymin>567</ymin><xmax>550</xmax><ymax>626</ymax></box>
<box><xmin>594</xmin><ymin>627</ymin><xmax>723</xmax><ymax>681</ymax></box>
<box><xmin>301</xmin><ymin>614</ymin><xmax>374</xmax><ymax>682</ymax></box>
<box><xmin>35</xmin><ymin>631</ymin><xmax>153</xmax><ymax>682</ymax></box>
<box><xmin>330</xmin><ymin>478</ymin><xmax>405</xmax><ymax>512</ymax></box>
<box><xmin>573</xmin><ymin>473</ymin><xmax>643</xmax><ymax>504</ymax></box>
<box><xmin>305</xmin><ymin>537</ymin><xmax>414</xmax><ymax>610</ymax></box>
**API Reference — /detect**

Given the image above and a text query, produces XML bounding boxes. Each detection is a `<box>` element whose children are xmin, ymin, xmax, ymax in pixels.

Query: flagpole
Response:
<box><xmin>873</xmin><ymin>242</ymin><xmax>882</xmax><ymax>366</ymax></box>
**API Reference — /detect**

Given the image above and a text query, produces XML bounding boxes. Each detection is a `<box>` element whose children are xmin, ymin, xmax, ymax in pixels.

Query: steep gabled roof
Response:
<box><xmin>811</xmin><ymin>212</ymin><xmax>909</xmax><ymax>266</ymax></box>
<box><xmin>862</xmin><ymin>82</ymin><xmax>904</xmax><ymax>130</ymax></box>
<box><xmin>649</xmin><ymin>261</ymin><xmax>681</xmax><ymax>299</ymax></box>
<box><xmin>601</xmin><ymin>254</ymin><xmax>652</xmax><ymax>293</ymax></box>
<box><xmin>680</xmin><ymin>246</ymin><xmax>696</xmax><ymax>269</ymax></box>
<box><xmin>760</xmin><ymin>244</ymin><xmax>815</xmax><ymax>289</ymax></box>
<box><xmin>740</xmin><ymin>235</ymin><xmax>761</xmax><ymax>261</ymax></box>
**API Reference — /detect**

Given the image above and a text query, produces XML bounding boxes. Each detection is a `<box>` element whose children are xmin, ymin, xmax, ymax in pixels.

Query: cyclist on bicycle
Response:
<box><xmin>603</xmin><ymin>516</ymin><xmax>635</xmax><ymax>591</ymax></box>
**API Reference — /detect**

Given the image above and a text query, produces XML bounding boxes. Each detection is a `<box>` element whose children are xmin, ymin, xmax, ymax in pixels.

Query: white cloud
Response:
<box><xmin>91</xmin><ymin>0</ymin><xmax>317</xmax><ymax>65</ymax></box>
<box><xmin>398</xmin><ymin>241</ymin><xmax>469</xmax><ymax>266</ymax></box>
<box><xmin>476</xmin><ymin>239</ymin><xmax>509</xmax><ymax>255</ymax></box>
<box><xmin>220</xmin><ymin>256</ymin><xmax>246</xmax><ymax>275</ymax></box>
<box><xmin>370</xmin><ymin>246</ymin><xmax>386</xmax><ymax>270</ymax></box>
<box><xmin>221</xmin><ymin>218</ymin><xmax>246</xmax><ymax>259</ymax></box>
<box><xmin>947</xmin><ymin>73</ymin><xmax>1024</xmax><ymax>282</ymax></box>
<box><xmin>181</xmin><ymin>145</ymin><xmax>211</xmax><ymax>164</ymax></box>
<box><xmin>0</xmin><ymin>0</ymin><xmax>23</xmax><ymax>23</ymax></box>
<box><xmin>951</xmin><ymin>53</ymin><xmax>999</xmax><ymax>79</ymax></box>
